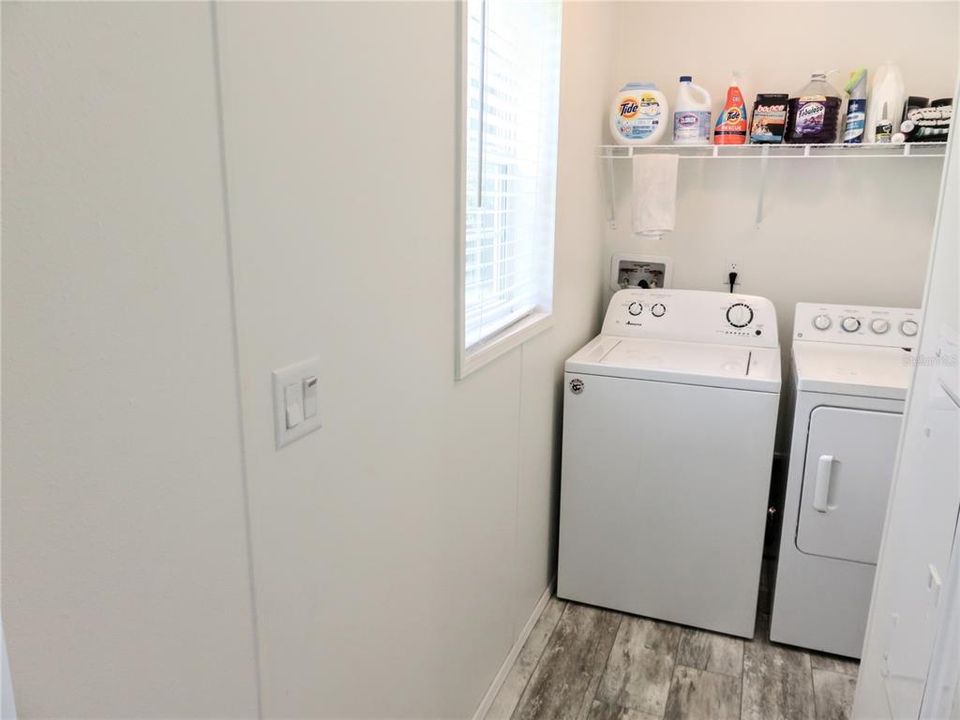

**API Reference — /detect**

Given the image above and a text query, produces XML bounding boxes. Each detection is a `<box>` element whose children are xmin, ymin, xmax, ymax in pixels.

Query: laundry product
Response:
<box><xmin>904</xmin><ymin>96</ymin><xmax>930</xmax><ymax>120</ymax></box>
<box><xmin>611</xmin><ymin>83</ymin><xmax>669</xmax><ymax>145</ymax></box>
<box><xmin>785</xmin><ymin>73</ymin><xmax>842</xmax><ymax>144</ymax></box>
<box><xmin>673</xmin><ymin>76</ymin><xmax>712</xmax><ymax>144</ymax></box>
<box><xmin>714</xmin><ymin>73</ymin><xmax>748</xmax><ymax>144</ymax></box>
<box><xmin>750</xmin><ymin>94</ymin><xmax>789</xmax><ymax>144</ymax></box>
<box><xmin>875</xmin><ymin>119</ymin><xmax>894</xmax><ymax>144</ymax></box>
<box><xmin>901</xmin><ymin>101</ymin><xmax>953</xmax><ymax>142</ymax></box>
<box><xmin>865</xmin><ymin>63</ymin><xmax>905</xmax><ymax>143</ymax></box>
<box><xmin>842</xmin><ymin>68</ymin><xmax>868</xmax><ymax>144</ymax></box>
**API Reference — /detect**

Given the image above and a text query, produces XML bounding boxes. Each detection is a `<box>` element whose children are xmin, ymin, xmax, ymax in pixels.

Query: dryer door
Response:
<box><xmin>796</xmin><ymin>406</ymin><xmax>902</xmax><ymax>564</ymax></box>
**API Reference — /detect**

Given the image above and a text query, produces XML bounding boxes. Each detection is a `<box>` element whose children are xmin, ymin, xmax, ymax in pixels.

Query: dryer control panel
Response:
<box><xmin>795</xmin><ymin>303</ymin><xmax>922</xmax><ymax>349</ymax></box>
<box><xmin>602</xmin><ymin>289</ymin><xmax>779</xmax><ymax>348</ymax></box>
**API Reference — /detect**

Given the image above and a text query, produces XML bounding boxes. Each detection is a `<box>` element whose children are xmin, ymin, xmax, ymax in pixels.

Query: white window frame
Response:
<box><xmin>455</xmin><ymin>0</ymin><xmax>561</xmax><ymax>380</ymax></box>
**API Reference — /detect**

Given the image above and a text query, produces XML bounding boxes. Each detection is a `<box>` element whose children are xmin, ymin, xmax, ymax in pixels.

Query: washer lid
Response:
<box><xmin>793</xmin><ymin>341</ymin><xmax>914</xmax><ymax>400</ymax></box>
<box><xmin>566</xmin><ymin>337</ymin><xmax>781</xmax><ymax>393</ymax></box>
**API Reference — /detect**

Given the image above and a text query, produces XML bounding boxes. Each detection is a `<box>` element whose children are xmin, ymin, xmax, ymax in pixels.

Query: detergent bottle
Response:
<box><xmin>785</xmin><ymin>72</ymin><xmax>842</xmax><ymax>144</ymax></box>
<box><xmin>673</xmin><ymin>76</ymin><xmax>712</xmax><ymax>144</ymax></box>
<box><xmin>865</xmin><ymin>63</ymin><xmax>905</xmax><ymax>143</ymax></box>
<box><xmin>610</xmin><ymin>82</ymin><xmax>669</xmax><ymax>145</ymax></box>
<box><xmin>714</xmin><ymin>73</ymin><xmax>747</xmax><ymax>145</ymax></box>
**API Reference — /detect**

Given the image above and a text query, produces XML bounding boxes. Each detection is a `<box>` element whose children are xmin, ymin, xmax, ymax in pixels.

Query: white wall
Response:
<box><xmin>606</xmin><ymin>2</ymin><xmax>958</xmax><ymax>440</ymax></box>
<box><xmin>6</xmin><ymin>2</ymin><xmax>953</xmax><ymax>718</ymax></box>
<box><xmin>214</xmin><ymin>2</ymin><xmax>613</xmax><ymax>716</ymax></box>
<box><xmin>2</xmin><ymin>1</ymin><xmax>614</xmax><ymax>717</ymax></box>
<box><xmin>1</xmin><ymin>3</ymin><xmax>259</xmax><ymax>718</ymax></box>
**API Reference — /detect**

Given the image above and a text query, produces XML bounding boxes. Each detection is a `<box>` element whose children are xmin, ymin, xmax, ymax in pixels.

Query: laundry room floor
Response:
<box><xmin>485</xmin><ymin>563</ymin><xmax>859</xmax><ymax>720</ymax></box>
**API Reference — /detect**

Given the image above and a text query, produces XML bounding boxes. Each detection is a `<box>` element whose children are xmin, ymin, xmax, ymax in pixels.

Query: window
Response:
<box><xmin>457</xmin><ymin>0</ymin><xmax>563</xmax><ymax>378</ymax></box>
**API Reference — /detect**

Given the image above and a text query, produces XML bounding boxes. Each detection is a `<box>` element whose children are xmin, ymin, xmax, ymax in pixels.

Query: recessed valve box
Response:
<box><xmin>611</xmin><ymin>253</ymin><xmax>672</xmax><ymax>291</ymax></box>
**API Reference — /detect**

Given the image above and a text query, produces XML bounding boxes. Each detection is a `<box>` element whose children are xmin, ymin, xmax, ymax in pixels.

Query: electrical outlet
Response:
<box><xmin>723</xmin><ymin>259</ymin><xmax>742</xmax><ymax>291</ymax></box>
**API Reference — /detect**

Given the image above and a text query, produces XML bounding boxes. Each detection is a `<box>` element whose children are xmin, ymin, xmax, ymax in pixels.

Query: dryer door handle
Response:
<box><xmin>812</xmin><ymin>455</ymin><xmax>835</xmax><ymax>512</ymax></box>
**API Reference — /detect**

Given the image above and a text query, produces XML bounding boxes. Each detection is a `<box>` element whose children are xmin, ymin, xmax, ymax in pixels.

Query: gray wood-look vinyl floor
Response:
<box><xmin>485</xmin><ymin>563</ymin><xmax>859</xmax><ymax>720</ymax></box>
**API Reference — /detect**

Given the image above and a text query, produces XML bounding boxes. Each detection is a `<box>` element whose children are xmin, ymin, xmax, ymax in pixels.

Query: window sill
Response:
<box><xmin>457</xmin><ymin>310</ymin><xmax>553</xmax><ymax>380</ymax></box>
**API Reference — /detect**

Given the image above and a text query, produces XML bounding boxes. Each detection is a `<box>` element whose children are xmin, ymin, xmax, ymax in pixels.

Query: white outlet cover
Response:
<box><xmin>272</xmin><ymin>357</ymin><xmax>322</xmax><ymax>449</ymax></box>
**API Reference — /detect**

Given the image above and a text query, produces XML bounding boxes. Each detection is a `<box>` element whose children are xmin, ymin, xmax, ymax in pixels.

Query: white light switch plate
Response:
<box><xmin>272</xmin><ymin>357</ymin><xmax>322</xmax><ymax>449</ymax></box>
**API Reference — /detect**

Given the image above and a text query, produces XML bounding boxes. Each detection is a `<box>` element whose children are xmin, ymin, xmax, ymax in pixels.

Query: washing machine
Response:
<box><xmin>770</xmin><ymin>302</ymin><xmax>921</xmax><ymax>658</ymax></box>
<box><xmin>557</xmin><ymin>288</ymin><xmax>781</xmax><ymax>639</ymax></box>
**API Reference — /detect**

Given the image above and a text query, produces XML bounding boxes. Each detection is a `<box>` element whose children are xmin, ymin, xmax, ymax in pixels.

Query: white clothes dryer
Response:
<box><xmin>771</xmin><ymin>302</ymin><xmax>921</xmax><ymax>658</ymax></box>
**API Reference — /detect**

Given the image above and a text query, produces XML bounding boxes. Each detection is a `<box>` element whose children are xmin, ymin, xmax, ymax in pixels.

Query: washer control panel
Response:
<box><xmin>602</xmin><ymin>289</ymin><xmax>779</xmax><ymax>348</ymax></box>
<box><xmin>795</xmin><ymin>302</ymin><xmax>922</xmax><ymax>349</ymax></box>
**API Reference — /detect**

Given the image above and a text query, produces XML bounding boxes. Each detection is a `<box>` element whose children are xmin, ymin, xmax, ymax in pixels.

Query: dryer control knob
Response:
<box><xmin>900</xmin><ymin>319</ymin><xmax>919</xmax><ymax>337</ymax></box>
<box><xmin>870</xmin><ymin>318</ymin><xmax>890</xmax><ymax>334</ymax></box>
<box><xmin>812</xmin><ymin>314</ymin><xmax>832</xmax><ymax>331</ymax></box>
<box><xmin>651</xmin><ymin>303</ymin><xmax>666</xmax><ymax>317</ymax></box>
<box><xmin>841</xmin><ymin>316</ymin><xmax>861</xmax><ymax>333</ymax></box>
<box><xmin>628</xmin><ymin>302</ymin><xmax>643</xmax><ymax>316</ymax></box>
<box><xmin>726</xmin><ymin>303</ymin><xmax>753</xmax><ymax>328</ymax></box>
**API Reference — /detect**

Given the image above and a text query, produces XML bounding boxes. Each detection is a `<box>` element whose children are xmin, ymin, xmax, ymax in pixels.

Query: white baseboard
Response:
<box><xmin>471</xmin><ymin>580</ymin><xmax>555</xmax><ymax>720</ymax></box>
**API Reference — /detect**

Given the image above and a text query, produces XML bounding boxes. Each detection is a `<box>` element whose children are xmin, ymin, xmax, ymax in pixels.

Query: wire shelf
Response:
<box><xmin>599</xmin><ymin>141</ymin><xmax>948</xmax><ymax>160</ymax></box>
<box><xmin>599</xmin><ymin>141</ymin><xmax>949</xmax><ymax>228</ymax></box>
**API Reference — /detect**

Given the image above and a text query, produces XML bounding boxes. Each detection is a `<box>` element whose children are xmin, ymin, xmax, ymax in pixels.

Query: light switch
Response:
<box><xmin>272</xmin><ymin>357</ymin><xmax>323</xmax><ymax>449</ymax></box>
<box><xmin>284</xmin><ymin>383</ymin><xmax>304</xmax><ymax>428</ymax></box>
<box><xmin>303</xmin><ymin>376</ymin><xmax>318</xmax><ymax>419</ymax></box>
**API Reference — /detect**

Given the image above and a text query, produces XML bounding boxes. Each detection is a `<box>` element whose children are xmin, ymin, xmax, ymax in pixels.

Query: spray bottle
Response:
<box><xmin>843</xmin><ymin>68</ymin><xmax>868</xmax><ymax>144</ymax></box>
<box><xmin>714</xmin><ymin>72</ymin><xmax>748</xmax><ymax>145</ymax></box>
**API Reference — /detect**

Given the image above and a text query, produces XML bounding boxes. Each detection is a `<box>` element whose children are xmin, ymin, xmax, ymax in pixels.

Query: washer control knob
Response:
<box><xmin>651</xmin><ymin>303</ymin><xmax>666</xmax><ymax>317</ymax></box>
<box><xmin>726</xmin><ymin>303</ymin><xmax>754</xmax><ymax>328</ymax></box>
<box><xmin>841</xmin><ymin>316</ymin><xmax>861</xmax><ymax>333</ymax></box>
<box><xmin>812</xmin><ymin>314</ymin><xmax>832</xmax><ymax>331</ymax></box>
<box><xmin>870</xmin><ymin>318</ymin><xmax>890</xmax><ymax>334</ymax></box>
<box><xmin>627</xmin><ymin>302</ymin><xmax>643</xmax><ymax>316</ymax></box>
<box><xmin>900</xmin><ymin>319</ymin><xmax>919</xmax><ymax>337</ymax></box>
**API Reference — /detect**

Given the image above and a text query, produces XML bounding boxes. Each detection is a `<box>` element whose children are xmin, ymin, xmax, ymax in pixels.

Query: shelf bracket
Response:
<box><xmin>755</xmin><ymin>145</ymin><xmax>770</xmax><ymax>228</ymax></box>
<box><xmin>603</xmin><ymin>154</ymin><xmax>617</xmax><ymax>229</ymax></box>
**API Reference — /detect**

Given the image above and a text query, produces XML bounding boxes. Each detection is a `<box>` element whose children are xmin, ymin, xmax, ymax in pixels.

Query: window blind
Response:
<box><xmin>463</xmin><ymin>0</ymin><xmax>562</xmax><ymax>350</ymax></box>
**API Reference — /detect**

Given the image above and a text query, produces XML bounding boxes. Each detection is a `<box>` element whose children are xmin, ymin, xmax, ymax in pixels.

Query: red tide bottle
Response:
<box><xmin>714</xmin><ymin>73</ymin><xmax>748</xmax><ymax>145</ymax></box>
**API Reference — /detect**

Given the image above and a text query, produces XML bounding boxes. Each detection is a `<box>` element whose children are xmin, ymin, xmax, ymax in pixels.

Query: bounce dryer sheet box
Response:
<box><xmin>750</xmin><ymin>94</ymin><xmax>789</xmax><ymax>144</ymax></box>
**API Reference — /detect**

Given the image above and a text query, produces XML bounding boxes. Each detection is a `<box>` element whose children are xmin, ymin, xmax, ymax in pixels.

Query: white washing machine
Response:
<box><xmin>557</xmin><ymin>288</ymin><xmax>781</xmax><ymax>638</ymax></box>
<box><xmin>770</xmin><ymin>302</ymin><xmax>921</xmax><ymax>658</ymax></box>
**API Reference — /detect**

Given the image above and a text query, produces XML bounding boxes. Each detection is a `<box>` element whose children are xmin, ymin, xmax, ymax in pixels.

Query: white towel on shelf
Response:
<box><xmin>631</xmin><ymin>153</ymin><xmax>679</xmax><ymax>237</ymax></box>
